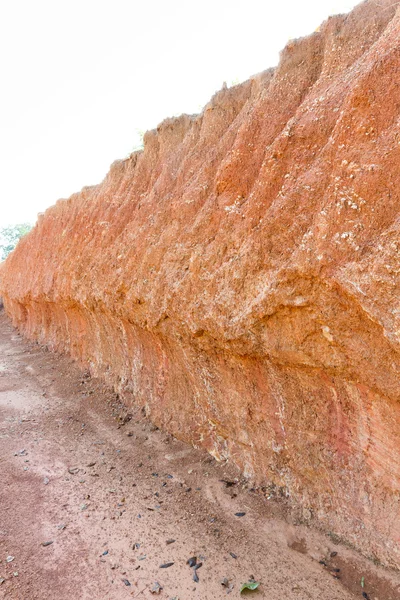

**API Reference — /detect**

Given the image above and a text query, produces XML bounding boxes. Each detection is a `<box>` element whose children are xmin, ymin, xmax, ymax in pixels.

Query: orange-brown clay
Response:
<box><xmin>1</xmin><ymin>0</ymin><xmax>400</xmax><ymax>569</ymax></box>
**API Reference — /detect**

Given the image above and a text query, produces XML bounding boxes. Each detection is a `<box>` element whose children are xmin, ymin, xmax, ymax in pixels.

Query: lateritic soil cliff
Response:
<box><xmin>1</xmin><ymin>0</ymin><xmax>400</xmax><ymax>569</ymax></box>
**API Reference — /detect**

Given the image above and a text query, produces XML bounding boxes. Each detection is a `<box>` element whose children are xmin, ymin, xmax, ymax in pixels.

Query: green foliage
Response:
<box><xmin>240</xmin><ymin>580</ymin><xmax>260</xmax><ymax>594</ymax></box>
<box><xmin>0</xmin><ymin>223</ymin><xmax>32</xmax><ymax>260</ymax></box>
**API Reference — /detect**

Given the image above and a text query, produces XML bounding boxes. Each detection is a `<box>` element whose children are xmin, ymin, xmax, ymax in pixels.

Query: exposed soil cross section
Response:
<box><xmin>2</xmin><ymin>0</ymin><xmax>400</xmax><ymax>570</ymax></box>
<box><xmin>1</xmin><ymin>311</ymin><xmax>400</xmax><ymax>598</ymax></box>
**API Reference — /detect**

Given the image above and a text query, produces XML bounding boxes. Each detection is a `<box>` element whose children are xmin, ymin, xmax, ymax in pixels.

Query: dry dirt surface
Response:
<box><xmin>0</xmin><ymin>310</ymin><xmax>399</xmax><ymax>600</ymax></box>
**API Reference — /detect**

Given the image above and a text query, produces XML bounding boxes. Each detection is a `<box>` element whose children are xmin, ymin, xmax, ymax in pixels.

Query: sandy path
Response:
<box><xmin>0</xmin><ymin>310</ymin><xmax>399</xmax><ymax>600</ymax></box>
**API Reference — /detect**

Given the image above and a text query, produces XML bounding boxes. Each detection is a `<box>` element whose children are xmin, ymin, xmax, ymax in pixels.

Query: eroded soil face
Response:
<box><xmin>3</xmin><ymin>0</ymin><xmax>400</xmax><ymax>566</ymax></box>
<box><xmin>0</xmin><ymin>310</ymin><xmax>399</xmax><ymax>600</ymax></box>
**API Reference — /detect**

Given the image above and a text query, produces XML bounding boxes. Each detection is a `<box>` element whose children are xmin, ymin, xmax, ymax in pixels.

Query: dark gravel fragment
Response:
<box><xmin>220</xmin><ymin>480</ymin><xmax>236</xmax><ymax>487</ymax></box>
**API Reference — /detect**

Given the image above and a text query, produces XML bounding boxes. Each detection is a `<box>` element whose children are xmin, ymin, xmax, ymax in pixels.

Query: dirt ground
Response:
<box><xmin>0</xmin><ymin>310</ymin><xmax>399</xmax><ymax>600</ymax></box>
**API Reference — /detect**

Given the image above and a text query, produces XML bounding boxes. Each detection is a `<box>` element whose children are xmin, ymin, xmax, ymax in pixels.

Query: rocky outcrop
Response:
<box><xmin>1</xmin><ymin>0</ymin><xmax>400</xmax><ymax>568</ymax></box>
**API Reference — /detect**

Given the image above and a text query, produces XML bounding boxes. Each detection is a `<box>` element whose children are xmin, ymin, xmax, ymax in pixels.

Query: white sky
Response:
<box><xmin>0</xmin><ymin>0</ymin><xmax>360</xmax><ymax>228</ymax></box>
